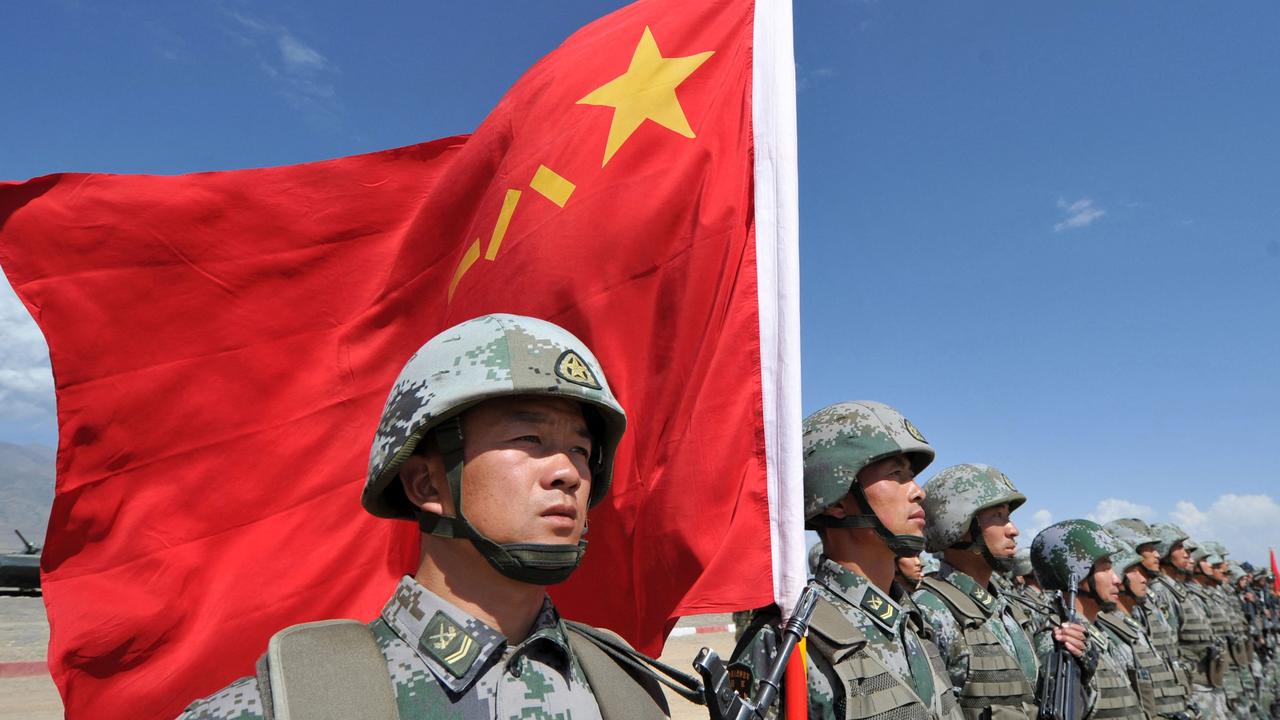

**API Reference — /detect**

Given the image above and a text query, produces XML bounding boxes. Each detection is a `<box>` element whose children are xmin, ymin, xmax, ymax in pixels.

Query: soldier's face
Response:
<box><xmin>1124</xmin><ymin>565</ymin><xmax>1149</xmax><ymax>599</ymax></box>
<box><xmin>856</xmin><ymin>455</ymin><xmax>926</xmax><ymax>536</ymax></box>
<box><xmin>1089</xmin><ymin>559</ymin><xmax>1121</xmax><ymax>604</ymax></box>
<box><xmin>896</xmin><ymin>554</ymin><xmax>924</xmax><ymax>582</ymax></box>
<box><xmin>407</xmin><ymin>396</ymin><xmax>595</xmax><ymax>547</ymax></box>
<box><xmin>1168</xmin><ymin>542</ymin><xmax>1191</xmax><ymax>570</ymax></box>
<box><xmin>975</xmin><ymin>504</ymin><xmax>1018</xmax><ymax>559</ymax></box>
<box><xmin>1137</xmin><ymin>543</ymin><xmax>1160</xmax><ymax>573</ymax></box>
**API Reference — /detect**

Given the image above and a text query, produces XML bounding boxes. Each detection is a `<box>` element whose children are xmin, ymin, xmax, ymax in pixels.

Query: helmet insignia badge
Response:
<box><xmin>903</xmin><ymin>418</ymin><xmax>927</xmax><ymax>443</ymax></box>
<box><xmin>556</xmin><ymin>350</ymin><xmax>601</xmax><ymax>389</ymax></box>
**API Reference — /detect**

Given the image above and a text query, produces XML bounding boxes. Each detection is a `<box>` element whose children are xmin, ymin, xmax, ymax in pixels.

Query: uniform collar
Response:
<box><xmin>380</xmin><ymin>575</ymin><xmax>571</xmax><ymax>694</ymax></box>
<box><xmin>815</xmin><ymin>558</ymin><xmax>905</xmax><ymax>634</ymax></box>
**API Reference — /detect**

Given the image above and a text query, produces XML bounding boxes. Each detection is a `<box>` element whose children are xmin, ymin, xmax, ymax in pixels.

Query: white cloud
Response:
<box><xmin>1021</xmin><ymin>508</ymin><xmax>1054</xmax><ymax>543</ymax></box>
<box><xmin>0</xmin><ymin>281</ymin><xmax>54</xmax><ymax>421</ymax></box>
<box><xmin>222</xmin><ymin>11</ymin><xmax>340</xmax><ymax>119</ymax></box>
<box><xmin>1054</xmin><ymin>197</ymin><xmax>1105</xmax><ymax>232</ymax></box>
<box><xmin>1087</xmin><ymin>498</ymin><xmax>1156</xmax><ymax>524</ymax></box>
<box><xmin>1169</xmin><ymin>495</ymin><xmax>1280</xmax><ymax>565</ymax></box>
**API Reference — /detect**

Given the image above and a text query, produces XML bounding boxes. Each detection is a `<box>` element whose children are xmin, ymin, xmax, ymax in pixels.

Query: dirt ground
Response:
<box><xmin>0</xmin><ymin>596</ymin><xmax>735</xmax><ymax>720</ymax></box>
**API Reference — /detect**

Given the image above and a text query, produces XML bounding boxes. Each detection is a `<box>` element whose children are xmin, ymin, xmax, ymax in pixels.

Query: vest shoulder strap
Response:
<box><xmin>256</xmin><ymin>619</ymin><xmax>399</xmax><ymax>720</ymax></box>
<box><xmin>919</xmin><ymin>577</ymin><xmax>987</xmax><ymax>627</ymax></box>
<box><xmin>563</xmin><ymin>622</ymin><xmax>672</xmax><ymax>719</ymax></box>
<box><xmin>1094</xmin><ymin>612</ymin><xmax>1139</xmax><ymax>644</ymax></box>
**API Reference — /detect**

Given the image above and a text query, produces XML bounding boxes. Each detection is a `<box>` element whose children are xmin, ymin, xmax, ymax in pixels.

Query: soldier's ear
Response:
<box><xmin>400</xmin><ymin>455</ymin><xmax>449</xmax><ymax>516</ymax></box>
<box><xmin>822</xmin><ymin>497</ymin><xmax>851</xmax><ymax>520</ymax></box>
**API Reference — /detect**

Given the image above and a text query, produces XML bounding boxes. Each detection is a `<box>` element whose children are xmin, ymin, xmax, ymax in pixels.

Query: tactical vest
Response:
<box><xmin>918</xmin><ymin>578</ymin><xmax>1035</xmax><ymax>720</ymax></box>
<box><xmin>1197</xmin><ymin>586</ymin><xmax>1247</xmax><ymax>700</ymax></box>
<box><xmin>1158</xmin><ymin>579</ymin><xmax>1219</xmax><ymax>687</ymax></box>
<box><xmin>253</xmin><ymin>619</ymin><xmax>670</xmax><ymax>720</ymax></box>
<box><xmin>1086</xmin><ymin>644</ymin><xmax>1145</xmax><ymax>720</ymax></box>
<box><xmin>806</xmin><ymin>595</ymin><xmax>953</xmax><ymax>720</ymax></box>
<box><xmin>1003</xmin><ymin>591</ymin><xmax>1053</xmax><ymax>639</ymax></box>
<box><xmin>1095</xmin><ymin>611</ymin><xmax>1189</xmax><ymax>718</ymax></box>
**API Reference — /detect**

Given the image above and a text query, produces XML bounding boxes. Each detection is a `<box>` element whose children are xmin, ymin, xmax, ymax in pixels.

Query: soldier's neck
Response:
<box><xmin>1159</xmin><ymin>564</ymin><xmax>1183</xmax><ymax>581</ymax></box>
<box><xmin>415</xmin><ymin>537</ymin><xmax>547</xmax><ymax>643</ymax></box>
<box><xmin>943</xmin><ymin>550</ymin><xmax>993</xmax><ymax>590</ymax></box>
<box><xmin>825</xmin><ymin>528</ymin><xmax>897</xmax><ymax>593</ymax></box>
<box><xmin>1117</xmin><ymin>594</ymin><xmax>1137</xmax><ymax>614</ymax></box>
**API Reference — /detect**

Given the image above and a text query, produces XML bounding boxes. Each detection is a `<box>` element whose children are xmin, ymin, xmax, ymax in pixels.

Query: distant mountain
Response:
<box><xmin>0</xmin><ymin>441</ymin><xmax>54</xmax><ymax>550</ymax></box>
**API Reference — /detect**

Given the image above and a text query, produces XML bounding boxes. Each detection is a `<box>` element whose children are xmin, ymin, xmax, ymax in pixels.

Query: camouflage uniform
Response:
<box><xmin>1145</xmin><ymin>527</ymin><xmax>1229</xmax><ymax>720</ymax></box>
<box><xmin>734</xmin><ymin>557</ymin><xmax>962</xmax><ymax>720</ymax></box>
<box><xmin>1005</xmin><ymin>549</ymin><xmax>1055</xmax><ymax>640</ymax></box>
<box><xmin>178</xmin><ymin>314</ymin><xmax>665</xmax><ymax>719</ymax></box>
<box><xmin>915</xmin><ymin>464</ymin><xmax>1040</xmax><ymax>719</ymax></box>
<box><xmin>179</xmin><ymin>576</ymin><xmax>602</xmax><ymax>720</ymax></box>
<box><xmin>1030</xmin><ymin>519</ymin><xmax>1141</xmax><ymax>720</ymax></box>
<box><xmin>731</xmin><ymin>401</ymin><xmax>960</xmax><ymax>720</ymax></box>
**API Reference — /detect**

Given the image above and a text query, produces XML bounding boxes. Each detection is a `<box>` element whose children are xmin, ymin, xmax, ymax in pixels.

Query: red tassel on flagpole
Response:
<box><xmin>1270</xmin><ymin>548</ymin><xmax>1279</xmax><ymax>593</ymax></box>
<box><xmin>784</xmin><ymin>636</ymin><xmax>808</xmax><ymax>719</ymax></box>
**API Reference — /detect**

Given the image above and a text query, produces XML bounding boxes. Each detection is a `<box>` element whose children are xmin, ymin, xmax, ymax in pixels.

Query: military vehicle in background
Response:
<box><xmin>0</xmin><ymin>529</ymin><xmax>41</xmax><ymax>596</ymax></box>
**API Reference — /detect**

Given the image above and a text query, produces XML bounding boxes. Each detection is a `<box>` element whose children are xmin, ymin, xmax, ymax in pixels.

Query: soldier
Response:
<box><xmin>1030</xmin><ymin>519</ymin><xmax>1143</xmax><ymax>720</ymax></box>
<box><xmin>1103</xmin><ymin>519</ymin><xmax>1192</xmax><ymax>711</ymax></box>
<box><xmin>1095</xmin><ymin>534</ymin><xmax>1193</xmax><ymax>719</ymax></box>
<box><xmin>1146</xmin><ymin>524</ymin><xmax>1229</xmax><ymax>720</ymax></box>
<box><xmin>914</xmin><ymin>464</ymin><xmax>1089</xmax><ymax>719</ymax></box>
<box><xmin>178</xmin><ymin>314</ymin><xmax>669</xmax><ymax>719</ymax></box>
<box><xmin>729</xmin><ymin>401</ymin><xmax>961</xmax><ymax>720</ymax></box>
<box><xmin>898</xmin><ymin>552</ymin><xmax>928</xmax><ymax>593</ymax></box>
<box><xmin>1193</xmin><ymin>541</ymin><xmax>1254</xmax><ymax>718</ymax></box>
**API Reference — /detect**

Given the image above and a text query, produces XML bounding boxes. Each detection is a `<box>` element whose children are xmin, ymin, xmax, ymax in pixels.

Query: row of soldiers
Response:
<box><xmin>731</xmin><ymin>400</ymin><xmax>1280</xmax><ymax>720</ymax></box>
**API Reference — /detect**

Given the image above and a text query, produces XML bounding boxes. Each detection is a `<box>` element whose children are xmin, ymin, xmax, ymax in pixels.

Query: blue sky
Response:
<box><xmin>2</xmin><ymin>1</ymin><xmax>1278</xmax><ymax>561</ymax></box>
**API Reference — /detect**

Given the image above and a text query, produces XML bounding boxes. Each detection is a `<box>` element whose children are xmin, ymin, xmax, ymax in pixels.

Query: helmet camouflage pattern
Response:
<box><xmin>1106</xmin><ymin>535</ymin><xmax>1143</xmax><ymax>574</ymax></box>
<box><xmin>1031</xmin><ymin>518</ymin><xmax>1121</xmax><ymax>592</ymax></box>
<box><xmin>1148</xmin><ymin>522</ymin><xmax>1190</xmax><ymax>560</ymax></box>
<box><xmin>1185</xmin><ymin>538</ymin><xmax>1219</xmax><ymax>565</ymax></box>
<box><xmin>362</xmin><ymin>313</ymin><xmax>627</xmax><ymax>519</ymax></box>
<box><xmin>801</xmin><ymin>401</ymin><xmax>934</xmax><ymax>521</ymax></box>
<box><xmin>1226</xmin><ymin>562</ymin><xmax>1248</xmax><ymax>582</ymax></box>
<box><xmin>1011</xmin><ymin>548</ymin><xmax>1035</xmax><ymax>578</ymax></box>
<box><xmin>921</xmin><ymin>553</ymin><xmax>941</xmax><ymax>576</ymax></box>
<box><xmin>1103</xmin><ymin>517</ymin><xmax>1159</xmax><ymax>551</ymax></box>
<box><xmin>1203</xmin><ymin>541</ymin><xmax>1228</xmax><ymax>564</ymax></box>
<box><xmin>921</xmin><ymin>464</ymin><xmax>1026</xmax><ymax>553</ymax></box>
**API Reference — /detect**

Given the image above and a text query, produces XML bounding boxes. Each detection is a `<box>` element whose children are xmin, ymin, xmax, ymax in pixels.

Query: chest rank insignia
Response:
<box><xmin>421</xmin><ymin>611</ymin><xmax>481</xmax><ymax>678</ymax></box>
<box><xmin>1124</xmin><ymin>616</ymin><xmax>1142</xmax><ymax>631</ymax></box>
<box><xmin>861</xmin><ymin>587</ymin><xmax>900</xmax><ymax>630</ymax></box>
<box><xmin>555</xmin><ymin>350</ymin><xmax>602</xmax><ymax>389</ymax></box>
<box><xmin>971</xmin><ymin>586</ymin><xmax>996</xmax><ymax>612</ymax></box>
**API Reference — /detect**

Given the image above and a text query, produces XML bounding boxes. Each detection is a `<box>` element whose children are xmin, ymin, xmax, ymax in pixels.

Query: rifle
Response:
<box><xmin>693</xmin><ymin>585</ymin><xmax>819</xmax><ymax>720</ymax></box>
<box><xmin>1036</xmin><ymin>573</ymin><xmax>1084</xmax><ymax>720</ymax></box>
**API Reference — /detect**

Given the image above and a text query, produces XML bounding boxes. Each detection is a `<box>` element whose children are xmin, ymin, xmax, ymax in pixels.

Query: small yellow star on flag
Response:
<box><xmin>577</xmin><ymin>26</ymin><xmax>713</xmax><ymax>166</ymax></box>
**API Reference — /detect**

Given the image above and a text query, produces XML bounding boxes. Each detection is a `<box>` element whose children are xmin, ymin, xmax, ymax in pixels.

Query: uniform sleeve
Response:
<box><xmin>175</xmin><ymin>676</ymin><xmax>268</xmax><ymax>720</ymax></box>
<box><xmin>913</xmin><ymin>589</ymin><xmax>969</xmax><ymax>693</ymax></box>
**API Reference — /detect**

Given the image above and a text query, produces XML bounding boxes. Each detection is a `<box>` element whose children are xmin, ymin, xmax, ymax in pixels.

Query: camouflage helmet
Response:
<box><xmin>1031</xmin><ymin>519</ymin><xmax>1122</xmax><ymax>593</ymax></box>
<box><xmin>1103</xmin><ymin>518</ymin><xmax>1159</xmax><ymax>552</ymax></box>
<box><xmin>1226</xmin><ymin>562</ymin><xmax>1248</xmax><ymax>583</ymax></box>
<box><xmin>361</xmin><ymin>314</ymin><xmax>626</xmax><ymax>585</ymax></box>
<box><xmin>808</xmin><ymin>541</ymin><xmax>824</xmax><ymax>576</ymax></box>
<box><xmin>802</xmin><ymin>401</ymin><xmax>934</xmax><ymax>555</ymax></box>
<box><xmin>921</xmin><ymin>464</ymin><xmax>1026</xmax><ymax>553</ymax></box>
<box><xmin>1185</xmin><ymin>538</ymin><xmax>1217</xmax><ymax>565</ymax></box>
<box><xmin>1106</xmin><ymin>535</ymin><xmax>1143</xmax><ymax>574</ymax></box>
<box><xmin>1203</xmin><ymin>541</ymin><xmax>1228</xmax><ymax>564</ymax></box>
<box><xmin>363</xmin><ymin>313</ymin><xmax>626</xmax><ymax>518</ymax></box>
<box><xmin>1148</xmin><ymin>522</ymin><xmax>1190</xmax><ymax>560</ymax></box>
<box><xmin>1011</xmin><ymin>548</ymin><xmax>1035</xmax><ymax>578</ymax></box>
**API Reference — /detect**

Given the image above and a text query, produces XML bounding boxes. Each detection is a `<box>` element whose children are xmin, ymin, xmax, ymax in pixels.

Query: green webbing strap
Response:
<box><xmin>256</xmin><ymin>620</ymin><xmax>399</xmax><ymax>720</ymax></box>
<box><xmin>564</xmin><ymin>621</ymin><xmax>703</xmax><ymax>703</ymax></box>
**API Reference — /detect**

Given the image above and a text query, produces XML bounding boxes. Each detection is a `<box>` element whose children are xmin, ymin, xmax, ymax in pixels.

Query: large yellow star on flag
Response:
<box><xmin>577</xmin><ymin>26</ymin><xmax>713</xmax><ymax>167</ymax></box>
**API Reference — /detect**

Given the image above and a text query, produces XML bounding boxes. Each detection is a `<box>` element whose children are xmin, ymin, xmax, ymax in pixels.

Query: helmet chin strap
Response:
<box><xmin>806</xmin><ymin>481</ymin><xmax>925</xmax><ymax>556</ymax></box>
<box><xmin>1081</xmin><ymin>574</ymin><xmax>1116</xmax><ymax>612</ymax></box>
<box><xmin>415</xmin><ymin>418</ymin><xmax>585</xmax><ymax>586</ymax></box>
<box><xmin>955</xmin><ymin>519</ymin><xmax>1015</xmax><ymax>572</ymax></box>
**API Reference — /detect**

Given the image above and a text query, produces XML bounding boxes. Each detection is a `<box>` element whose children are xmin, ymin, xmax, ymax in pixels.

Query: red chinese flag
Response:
<box><xmin>0</xmin><ymin>0</ymin><xmax>804</xmax><ymax>717</ymax></box>
<box><xmin>1271</xmin><ymin>548</ymin><xmax>1279</xmax><ymax>593</ymax></box>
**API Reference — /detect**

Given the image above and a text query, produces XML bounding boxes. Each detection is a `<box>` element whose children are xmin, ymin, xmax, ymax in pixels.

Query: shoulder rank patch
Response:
<box><xmin>903</xmin><ymin>418</ymin><xmax>927</xmax><ymax>443</ymax></box>
<box><xmin>1087</xmin><ymin>624</ymin><xmax>1109</xmax><ymax>651</ymax></box>
<box><xmin>420</xmin><ymin>611</ymin><xmax>480</xmax><ymax>678</ymax></box>
<box><xmin>1124</xmin><ymin>616</ymin><xmax>1142</xmax><ymax>631</ymax></box>
<box><xmin>970</xmin><ymin>585</ymin><xmax>996</xmax><ymax>612</ymax></box>
<box><xmin>555</xmin><ymin>350</ymin><xmax>601</xmax><ymax>389</ymax></box>
<box><xmin>860</xmin><ymin>586</ymin><xmax>901</xmax><ymax>630</ymax></box>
